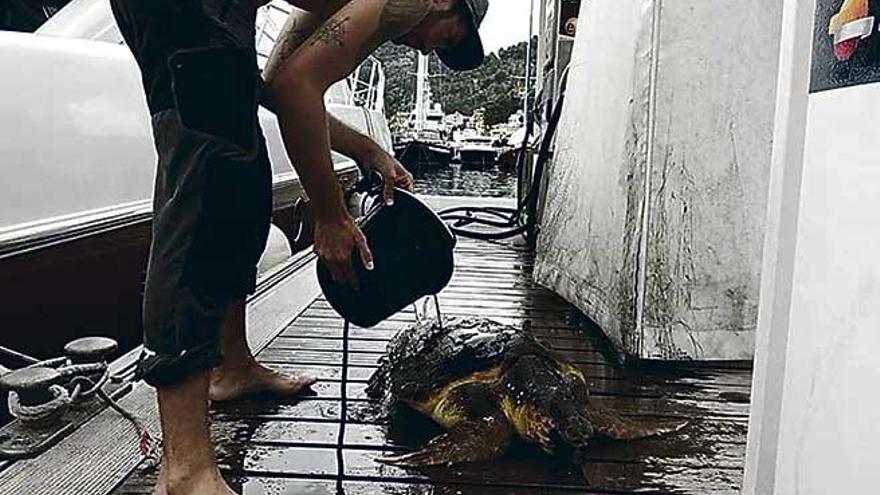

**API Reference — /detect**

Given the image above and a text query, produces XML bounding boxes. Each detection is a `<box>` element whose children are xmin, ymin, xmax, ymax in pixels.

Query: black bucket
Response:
<box><xmin>317</xmin><ymin>189</ymin><xmax>456</xmax><ymax>328</ymax></box>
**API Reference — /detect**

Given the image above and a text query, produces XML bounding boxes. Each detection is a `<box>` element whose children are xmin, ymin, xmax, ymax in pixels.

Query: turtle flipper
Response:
<box><xmin>379</xmin><ymin>416</ymin><xmax>514</xmax><ymax>467</ymax></box>
<box><xmin>587</xmin><ymin>404</ymin><xmax>688</xmax><ymax>440</ymax></box>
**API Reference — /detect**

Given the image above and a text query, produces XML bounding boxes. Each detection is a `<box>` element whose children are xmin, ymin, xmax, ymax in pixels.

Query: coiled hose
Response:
<box><xmin>436</xmin><ymin>82</ymin><xmax>567</xmax><ymax>243</ymax></box>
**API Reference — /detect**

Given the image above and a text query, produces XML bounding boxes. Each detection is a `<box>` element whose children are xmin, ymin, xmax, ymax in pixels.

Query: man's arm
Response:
<box><xmin>327</xmin><ymin>114</ymin><xmax>414</xmax><ymax>204</ymax></box>
<box><xmin>263</xmin><ymin>0</ymin><xmax>420</xmax><ymax>288</ymax></box>
<box><xmin>263</xmin><ymin>4</ymin><xmax>413</xmax><ymax>205</ymax></box>
<box><xmin>262</xmin><ymin>7</ymin><xmax>326</xmax><ymax>84</ymax></box>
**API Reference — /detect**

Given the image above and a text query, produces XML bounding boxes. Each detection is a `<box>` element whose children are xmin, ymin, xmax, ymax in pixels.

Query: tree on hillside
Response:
<box><xmin>372</xmin><ymin>37</ymin><xmax>537</xmax><ymax>126</ymax></box>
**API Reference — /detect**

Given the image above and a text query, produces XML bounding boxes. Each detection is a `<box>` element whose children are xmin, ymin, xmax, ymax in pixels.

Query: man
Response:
<box><xmin>110</xmin><ymin>0</ymin><xmax>489</xmax><ymax>493</ymax></box>
<box><xmin>262</xmin><ymin>0</ymin><xmax>489</xmax><ymax>290</ymax></box>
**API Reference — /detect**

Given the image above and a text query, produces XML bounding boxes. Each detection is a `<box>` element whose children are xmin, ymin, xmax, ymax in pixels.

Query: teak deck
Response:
<box><xmin>109</xmin><ymin>196</ymin><xmax>752</xmax><ymax>495</ymax></box>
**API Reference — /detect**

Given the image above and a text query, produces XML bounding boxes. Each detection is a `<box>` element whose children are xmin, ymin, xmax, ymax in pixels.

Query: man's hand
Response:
<box><xmin>325</xmin><ymin>114</ymin><xmax>414</xmax><ymax>205</ymax></box>
<box><xmin>314</xmin><ymin>214</ymin><xmax>373</xmax><ymax>290</ymax></box>
<box><xmin>360</xmin><ymin>148</ymin><xmax>415</xmax><ymax>206</ymax></box>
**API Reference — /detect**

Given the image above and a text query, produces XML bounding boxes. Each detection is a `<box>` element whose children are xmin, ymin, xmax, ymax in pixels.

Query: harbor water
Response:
<box><xmin>412</xmin><ymin>163</ymin><xmax>516</xmax><ymax>198</ymax></box>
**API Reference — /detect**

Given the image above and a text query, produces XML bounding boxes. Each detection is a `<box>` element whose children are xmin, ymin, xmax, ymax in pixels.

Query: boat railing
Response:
<box><xmin>254</xmin><ymin>1</ymin><xmax>292</xmax><ymax>68</ymax></box>
<box><xmin>347</xmin><ymin>56</ymin><xmax>386</xmax><ymax>113</ymax></box>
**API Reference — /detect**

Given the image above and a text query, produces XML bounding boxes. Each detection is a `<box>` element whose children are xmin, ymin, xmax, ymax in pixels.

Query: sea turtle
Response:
<box><xmin>366</xmin><ymin>317</ymin><xmax>688</xmax><ymax>466</ymax></box>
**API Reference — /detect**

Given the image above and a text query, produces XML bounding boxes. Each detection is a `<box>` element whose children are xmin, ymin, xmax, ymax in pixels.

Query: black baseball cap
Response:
<box><xmin>437</xmin><ymin>0</ymin><xmax>489</xmax><ymax>71</ymax></box>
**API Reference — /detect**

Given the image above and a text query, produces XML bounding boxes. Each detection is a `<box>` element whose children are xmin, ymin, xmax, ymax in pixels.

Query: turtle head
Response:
<box><xmin>499</xmin><ymin>354</ymin><xmax>596</xmax><ymax>457</ymax></box>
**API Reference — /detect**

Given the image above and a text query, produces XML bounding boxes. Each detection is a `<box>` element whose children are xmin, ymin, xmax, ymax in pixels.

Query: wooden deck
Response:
<box><xmin>111</xmin><ymin>197</ymin><xmax>752</xmax><ymax>495</ymax></box>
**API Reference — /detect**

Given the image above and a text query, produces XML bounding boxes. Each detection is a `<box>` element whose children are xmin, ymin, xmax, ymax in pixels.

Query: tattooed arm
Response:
<box><xmin>263</xmin><ymin>8</ymin><xmax>366</xmax><ymax>160</ymax></box>
<box><xmin>263</xmin><ymin>0</ymin><xmax>427</xmax><ymax>289</ymax></box>
<box><xmin>262</xmin><ymin>7</ymin><xmax>377</xmax><ymax>163</ymax></box>
<box><xmin>327</xmin><ymin>114</ymin><xmax>415</xmax><ymax>206</ymax></box>
<box><xmin>262</xmin><ymin>11</ymin><xmax>317</xmax><ymax>84</ymax></box>
<box><xmin>262</xmin><ymin>2</ymin><xmax>416</xmax><ymax>170</ymax></box>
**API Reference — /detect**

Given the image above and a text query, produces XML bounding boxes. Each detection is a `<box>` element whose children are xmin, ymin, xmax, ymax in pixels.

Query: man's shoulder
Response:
<box><xmin>379</xmin><ymin>0</ymin><xmax>432</xmax><ymax>32</ymax></box>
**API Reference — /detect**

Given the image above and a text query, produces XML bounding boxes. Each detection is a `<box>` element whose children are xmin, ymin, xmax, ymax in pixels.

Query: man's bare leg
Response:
<box><xmin>209</xmin><ymin>298</ymin><xmax>316</xmax><ymax>401</ymax></box>
<box><xmin>153</xmin><ymin>372</ymin><xmax>235</xmax><ymax>495</ymax></box>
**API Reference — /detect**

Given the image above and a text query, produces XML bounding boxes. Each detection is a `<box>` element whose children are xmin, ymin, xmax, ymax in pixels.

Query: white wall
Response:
<box><xmin>745</xmin><ymin>0</ymin><xmax>880</xmax><ymax>492</ymax></box>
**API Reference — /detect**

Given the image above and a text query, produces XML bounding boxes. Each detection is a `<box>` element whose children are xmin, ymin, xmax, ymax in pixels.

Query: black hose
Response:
<box><xmin>336</xmin><ymin>319</ymin><xmax>350</xmax><ymax>495</ymax></box>
<box><xmin>0</xmin><ymin>346</ymin><xmax>39</xmax><ymax>366</ymax></box>
<box><xmin>435</xmin><ymin>82</ymin><xmax>567</xmax><ymax>243</ymax></box>
<box><xmin>524</xmin><ymin>80</ymin><xmax>568</xmax><ymax>231</ymax></box>
<box><xmin>443</xmin><ymin>214</ymin><xmax>517</xmax><ymax>229</ymax></box>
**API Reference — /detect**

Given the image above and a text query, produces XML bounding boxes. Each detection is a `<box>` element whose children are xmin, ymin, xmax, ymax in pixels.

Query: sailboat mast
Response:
<box><xmin>523</xmin><ymin>0</ymin><xmax>534</xmax><ymax>120</ymax></box>
<box><xmin>414</xmin><ymin>53</ymin><xmax>428</xmax><ymax>132</ymax></box>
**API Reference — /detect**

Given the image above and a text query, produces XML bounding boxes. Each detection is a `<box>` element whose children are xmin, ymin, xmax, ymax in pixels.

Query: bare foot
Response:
<box><xmin>152</xmin><ymin>466</ymin><xmax>236</xmax><ymax>495</ymax></box>
<box><xmin>208</xmin><ymin>360</ymin><xmax>317</xmax><ymax>402</ymax></box>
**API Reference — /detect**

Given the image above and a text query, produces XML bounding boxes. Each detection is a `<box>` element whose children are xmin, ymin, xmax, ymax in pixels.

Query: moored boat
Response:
<box><xmin>391</xmin><ymin>54</ymin><xmax>453</xmax><ymax>170</ymax></box>
<box><xmin>456</xmin><ymin>134</ymin><xmax>499</xmax><ymax>169</ymax></box>
<box><xmin>394</xmin><ymin>138</ymin><xmax>453</xmax><ymax>170</ymax></box>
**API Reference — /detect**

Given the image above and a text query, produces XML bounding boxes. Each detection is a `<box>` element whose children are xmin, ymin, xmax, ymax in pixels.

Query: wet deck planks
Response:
<box><xmin>113</xmin><ymin>217</ymin><xmax>751</xmax><ymax>494</ymax></box>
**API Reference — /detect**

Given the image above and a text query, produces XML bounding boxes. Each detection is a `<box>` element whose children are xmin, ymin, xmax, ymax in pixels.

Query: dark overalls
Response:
<box><xmin>110</xmin><ymin>0</ymin><xmax>272</xmax><ymax>386</ymax></box>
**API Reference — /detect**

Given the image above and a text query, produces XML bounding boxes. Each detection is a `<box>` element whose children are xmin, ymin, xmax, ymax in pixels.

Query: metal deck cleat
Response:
<box><xmin>63</xmin><ymin>337</ymin><xmax>118</xmax><ymax>364</ymax></box>
<box><xmin>0</xmin><ymin>366</ymin><xmax>62</xmax><ymax>407</ymax></box>
<box><xmin>0</xmin><ymin>366</ymin><xmax>69</xmax><ymax>427</ymax></box>
<box><xmin>0</xmin><ymin>337</ymin><xmax>133</xmax><ymax>458</ymax></box>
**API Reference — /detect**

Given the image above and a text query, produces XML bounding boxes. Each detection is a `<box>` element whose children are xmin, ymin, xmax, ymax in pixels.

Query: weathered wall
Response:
<box><xmin>639</xmin><ymin>0</ymin><xmax>780</xmax><ymax>360</ymax></box>
<box><xmin>535</xmin><ymin>0</ymin><xmax>654</xmax><ymax>354</ymax></box>
<box><xmin>535</xmin><ymin>0</ymin><xmax>782</xmax><ymax>360</ymax></box>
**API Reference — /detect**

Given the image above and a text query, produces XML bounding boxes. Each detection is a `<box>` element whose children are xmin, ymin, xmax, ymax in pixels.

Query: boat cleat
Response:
<box><xmin>0</xmin><ymin>337</ymin><xmax>130</xmax><ymax>458</ymax></box>
<box><xmin>0</xmin><ymin>366</ymin><xmax>63</xmax><ymax>409</ymax></box>
<box><xmin>64</xmin><ymin>337</ymin><xmax>118</xmax><ymax>364</ymax></box>
<box><xmin>0</xmin><ymin>366</ymin><xmax>68</xmax><ymax>427</ymax></box>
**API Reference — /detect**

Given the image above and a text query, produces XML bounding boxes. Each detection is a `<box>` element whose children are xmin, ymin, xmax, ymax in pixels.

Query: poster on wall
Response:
<box><xmin>559</xmin><ymin>0</ymin><xmax>581</xmax><ymax>37</ymax></box>
<box><xmin>811</xmin><ymin>0</ymin><xmax>880</xmax><ymax>92</ymax></box>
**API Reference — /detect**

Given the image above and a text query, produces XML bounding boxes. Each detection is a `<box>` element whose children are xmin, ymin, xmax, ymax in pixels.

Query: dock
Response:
<box><xmin>0</xmin><ymin>196</ymin><xmax>751</xmax><ymax>495</ymax></box>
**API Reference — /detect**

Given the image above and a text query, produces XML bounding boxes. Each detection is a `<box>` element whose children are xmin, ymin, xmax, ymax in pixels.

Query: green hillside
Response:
<box><xmin>372</xmin><ymin>37</ymin><xmax>537</xmax><ymax>127</ymax></box>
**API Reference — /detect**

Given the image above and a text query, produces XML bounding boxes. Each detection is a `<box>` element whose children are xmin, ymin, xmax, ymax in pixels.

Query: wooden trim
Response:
<box><xmin>0</xmin><ymin>201</ymin><xmax>153</xmax><ymax>259</ymax></box>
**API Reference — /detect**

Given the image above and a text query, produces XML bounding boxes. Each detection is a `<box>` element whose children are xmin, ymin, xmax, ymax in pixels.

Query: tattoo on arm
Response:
<box><xmin>310</xmin><ymin>15</ymin><xmax>350</xmax><ymax>47</ymax></box>
<box><xmin>264</xmin><ymin>15</ymin><xmax>314</xmax><ymax>80</ymax></box>
<box><xmin>277</xmin><ymin>20</ymin><xmax>310</xmax><ymax>62</ymax></box>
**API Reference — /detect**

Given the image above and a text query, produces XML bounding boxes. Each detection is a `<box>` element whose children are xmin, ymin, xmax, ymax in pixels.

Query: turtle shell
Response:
<box><xmin>366</xmin><ymin>318</ymin><xmax>558</xmax><ymax>404</ymax></box>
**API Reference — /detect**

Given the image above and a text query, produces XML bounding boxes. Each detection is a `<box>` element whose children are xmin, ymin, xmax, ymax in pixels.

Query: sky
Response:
<box><xmin>478</xmin><ymin>0</ymin><xmax>539</xmax><ymax>54</ymax></box>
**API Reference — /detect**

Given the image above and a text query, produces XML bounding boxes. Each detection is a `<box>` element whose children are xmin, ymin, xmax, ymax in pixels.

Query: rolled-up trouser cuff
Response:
<box><xmin>138</xmin><ymin>284</ymin><xmax>230</xmax><ymax>387</ymax></box>
<box><xmin>135</xmin><ymin>340</ymin><xmax>223</xmax><ymax>388</ymax></box>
